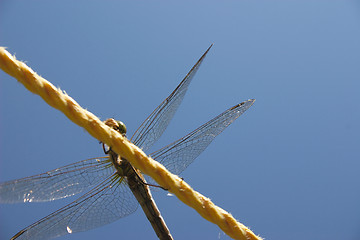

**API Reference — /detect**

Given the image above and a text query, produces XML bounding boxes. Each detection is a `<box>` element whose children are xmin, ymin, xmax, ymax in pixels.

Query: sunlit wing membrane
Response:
<box><xmin>11</xmin><ymin>174</ymin><xmax>138</xmax><ymax>240</ymax></box>
<box><xmin>1</xmin><ymin>45</ymin><xmax>257</xmax><ymax>240</ymax></box>
<box><xmin>0</xmin><ymin>157</ymin><xmax>113</xmax><ymax>203</ymax></box>
<box><xmin>150</xmin><ymin>100</ymin><xmax>255</xmax><ymax>176</ymax></box>
<box><xmin>131</xmin><ymin>45</ymin><xmax>213</xmax><ymax>152</ymax></box>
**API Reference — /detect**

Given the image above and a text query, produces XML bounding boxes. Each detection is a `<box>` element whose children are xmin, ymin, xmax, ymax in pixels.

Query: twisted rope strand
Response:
<box><xmin>0</xmin><ymin>47</ymin><xmax>262</xmax><ymax>240</ymax></box>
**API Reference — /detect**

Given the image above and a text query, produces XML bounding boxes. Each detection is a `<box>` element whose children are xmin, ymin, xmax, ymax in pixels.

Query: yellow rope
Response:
<box><xmin>0</xmin><ymin>47</ymin><xmax>262</xmax><ymax>240</ymax></box>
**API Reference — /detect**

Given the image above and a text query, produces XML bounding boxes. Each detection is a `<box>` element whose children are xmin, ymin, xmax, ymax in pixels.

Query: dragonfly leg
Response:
<box><xmin>131</xmin><ymin>164</ymin><xmax>168</xmax><ymax>191</ymax></box>
<box><xmin>102</xmin><ymin>143</ymin><xmax>111</xmax><ymax>154</ymax></box>
<box><xmin>145</xmin><ymin>182</ymin><xmax>168</xmax><ymax>191</ymax></box>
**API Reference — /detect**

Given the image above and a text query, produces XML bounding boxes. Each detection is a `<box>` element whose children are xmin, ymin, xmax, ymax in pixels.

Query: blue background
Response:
<box><xmin>1</xmin><ymin>1</ymin><xmax>360</xmax><ymax>240</ymax></box>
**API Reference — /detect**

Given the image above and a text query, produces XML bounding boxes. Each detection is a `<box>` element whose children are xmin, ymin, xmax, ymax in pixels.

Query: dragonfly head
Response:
<box><xmin>104</xmin><ymin>118</ymin><xmax>127</xmax><ymax>136</ymax></box>
<box><xmin>116</xmin><ymin>120</ymin><xmax>127</xmax><ymax>136</ymax></box>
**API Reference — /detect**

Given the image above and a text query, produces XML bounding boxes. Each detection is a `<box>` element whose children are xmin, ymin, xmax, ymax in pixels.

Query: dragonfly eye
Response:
<box><xmin>115</xmin><ymin>120</ymin><xmax>127</xmax><ymax>136</ymax></box>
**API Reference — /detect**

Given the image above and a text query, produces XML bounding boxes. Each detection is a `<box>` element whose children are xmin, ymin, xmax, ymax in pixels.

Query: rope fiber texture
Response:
<box><xmin>0</xmin><ymin>47</ymin><xmax>262</xmax><ymax>240</ymax></box>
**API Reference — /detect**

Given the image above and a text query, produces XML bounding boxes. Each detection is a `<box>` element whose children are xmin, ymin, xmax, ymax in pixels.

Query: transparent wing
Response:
<box><xmin>150</xmin><ymin>99</ymin><xmax>255</xmax><ymax>175</ymax></box>
<box><xmin>0</xmin><ymin>157</ymin><xmax>113</xmax><ymax>203</ymax></box>
<box><xmin>131</xmin><ymin>45</ymin><xmax>213</xmax><ymax>152</ymax></box>
<box><xmin>12</xmin><ymin>174</ymin><xmax>138</xmax><ymax>240</ymax></box>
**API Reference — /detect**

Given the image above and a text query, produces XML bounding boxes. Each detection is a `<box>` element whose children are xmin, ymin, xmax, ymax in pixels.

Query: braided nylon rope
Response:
<box><xmin>0</xmin><ymin>47</ymin><xmax>262</xmax><ymax>240</ymax></box>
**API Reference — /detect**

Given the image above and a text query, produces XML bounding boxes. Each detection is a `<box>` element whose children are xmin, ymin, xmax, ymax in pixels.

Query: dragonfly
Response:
<box><xmin>0</xmin><ymin>45</ymin><xmax>255</xmax><ymax>240</ymax></box>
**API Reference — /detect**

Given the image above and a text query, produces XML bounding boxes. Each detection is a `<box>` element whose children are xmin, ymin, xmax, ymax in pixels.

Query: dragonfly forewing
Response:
<box><xmin>0</xmin><ymin>157</ymin><xmax>113</xmax><ymax>203</ymax></box>
<box><xmin>131</xmin><ymin>45</ymin><xmax>213</xmax><ymax>152</ymax></box>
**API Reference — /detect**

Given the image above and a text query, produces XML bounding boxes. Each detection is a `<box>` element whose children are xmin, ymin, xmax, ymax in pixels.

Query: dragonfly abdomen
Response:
<box><xmin>126</xmin><ymin>169</ymin><xmax>173</xmax><ymax>240</ymax></box>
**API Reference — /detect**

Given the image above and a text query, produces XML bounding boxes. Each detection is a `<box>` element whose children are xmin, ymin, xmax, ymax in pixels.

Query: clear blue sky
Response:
<box><xmin>1</xmin><ymin>1</ymin><xmax>360</xmax><ymax>240</ymax></box>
